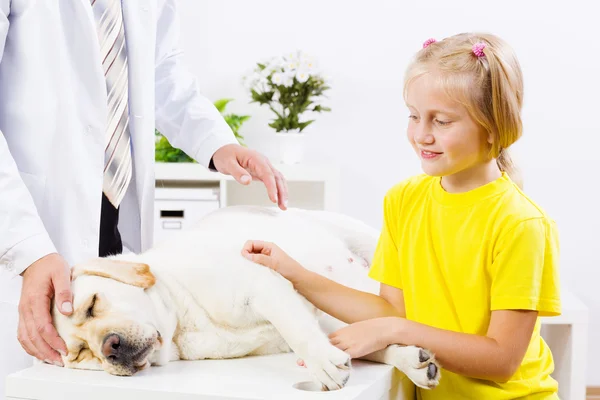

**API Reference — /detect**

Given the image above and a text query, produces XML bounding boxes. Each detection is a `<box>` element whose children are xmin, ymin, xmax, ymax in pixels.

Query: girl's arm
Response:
<box><xmin>241</xmin><ymin>240</ymin><xmax>405</xmax><ymax>323</ymax></box>
<box><xmin>294</xmin><ymin>270</ymin><xmax>406</xmax><ymax>323</ymax></box>
<box><xmin>387</xmin><ymin>309</ymin><xmax>538</xmax><ymax>382</ymax></box>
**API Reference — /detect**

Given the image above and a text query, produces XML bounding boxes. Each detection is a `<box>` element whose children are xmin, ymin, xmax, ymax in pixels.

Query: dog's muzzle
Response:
<box><xmin>101</xmin><ymin>332</ymin><xmax>157</xmax><ymax>373</ymax></box>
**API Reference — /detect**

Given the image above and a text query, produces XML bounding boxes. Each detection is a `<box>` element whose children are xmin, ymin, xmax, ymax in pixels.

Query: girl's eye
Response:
<box><xmin>408</xmin><ymin>115</ymin><xmax>418</xmax><ymax>121</ymax></box>
<box><xmin>435</xmin><ymin>119</ymin><xmax>451</xmax><ymax>126</ymax></box>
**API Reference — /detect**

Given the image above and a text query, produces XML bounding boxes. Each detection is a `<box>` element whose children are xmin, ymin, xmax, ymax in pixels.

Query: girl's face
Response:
<box><xmin>406</xmin><ymin>73</ymin><xmax>493</xmax><ymax>182</ymax></box>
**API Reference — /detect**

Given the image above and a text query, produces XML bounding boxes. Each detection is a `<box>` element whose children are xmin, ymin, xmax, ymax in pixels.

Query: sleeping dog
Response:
<box><xmin>52</xmin><ymin>206</ymin><xmax>440</xmax><ymax>391</ymax></box>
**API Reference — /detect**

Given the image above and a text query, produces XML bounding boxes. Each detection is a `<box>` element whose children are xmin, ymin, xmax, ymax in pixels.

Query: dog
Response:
<box><xmin>52</xmin><ymin>205</ymin><xmax>440</xmax><ymax>391</ymax></box>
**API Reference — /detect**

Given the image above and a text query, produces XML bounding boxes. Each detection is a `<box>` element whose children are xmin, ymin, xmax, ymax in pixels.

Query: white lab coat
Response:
<box><xmin>0</xmin><ymin>0</ymin><xmax>238</xmax><ymax>288</ymax></box>
<box><xmin>0</xmin><ymin>0</ymin><xmax>238</xmax><ymax>391</ymax></box>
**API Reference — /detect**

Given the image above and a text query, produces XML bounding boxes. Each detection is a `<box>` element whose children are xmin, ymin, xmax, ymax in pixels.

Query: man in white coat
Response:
<box><xmin>0</xmin><ymin>0</ymin><xmax>288</xmax><ymax>395</ymax></box>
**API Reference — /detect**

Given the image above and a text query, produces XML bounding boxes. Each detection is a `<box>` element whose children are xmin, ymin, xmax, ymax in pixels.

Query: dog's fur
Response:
<box><xmin>52</xmin><ymin>206</ymin><xmax>440</xmax><ymax>391</ymax></box>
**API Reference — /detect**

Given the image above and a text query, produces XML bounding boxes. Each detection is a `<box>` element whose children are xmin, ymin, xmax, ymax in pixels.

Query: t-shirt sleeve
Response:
<box><xmin>490</xmin><ymin>217</ymin><xmax>561</xmax><ymax>317</ymax></box>
<box><xmin>368</xmin><ymin>191</ymin><xmax>403</xmax><ymax>289</ymax></box>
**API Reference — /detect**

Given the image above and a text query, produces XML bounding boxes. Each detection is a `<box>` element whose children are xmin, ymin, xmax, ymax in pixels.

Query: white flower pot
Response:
<box><xmin>277</xmin><ymin>130</ymin><xmax>305</xmax><ymax>164</ymax></box>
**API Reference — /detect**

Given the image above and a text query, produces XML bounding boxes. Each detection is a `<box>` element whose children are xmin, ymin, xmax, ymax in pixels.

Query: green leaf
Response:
<box><xmin>298</xmin><ymin>120</ymin><xmax>314</xmax><ymax>132</ymax></box>
<box><xmin>213</xmin><ymin>98</ymin><xmax>232</xmax><ymax>113</ymax></box>
<box><xmin>154</xmin><ymin>134</ymin><xmax>194</xmax><ymax>162</ymax></box>
<box><xmin>269</xmin><ymin>118</ymin><xmax>286</xmax><ymax>132</ymax></box>
<box><xmin>313</xmin><ymin>105</ymin><xmax>331</xmax><ymax>112</ymax></box>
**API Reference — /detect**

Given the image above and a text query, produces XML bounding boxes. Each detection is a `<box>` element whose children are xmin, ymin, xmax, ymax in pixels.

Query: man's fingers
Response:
<box><xmin>31</xmin><ymin>295</ymin><xmax>67</xmax><ymax>360</ymax></box>
<box><xmin>265</xmin><ymin>173</ymin><xmax>278</xmax><ymax>204</ymax></box>
<box><xmin>266</xmin><ymin>160</ymin><xmax>288</xmax><ymax>210</ymax></box>
<box><xmin>17</xmin><ymin>315</ymin><xmax>36</xmax><ymax>358</ymax></box>
<box><xmin>248</xmin><ymin>158</ymin><xmax>277</xmax><ymax>204</ymax></box>
<box><xmin>229</xmin><ymin>162</ymin><xmax>252</xmax><ymax>186</ymax></box>
<box><xmin>24</xmin><ymin>305</ymin><xmax>62</xmax><ymax>365</ymax></box>
<box><xmin>274</xmin><ymin>170</ymin><xmax>288</xmax><ymax>210</ymax></box>
<box><xmin>53</xmin><ymin>267</ymin><xmax>73</xmax><ymax>316</ymax></box>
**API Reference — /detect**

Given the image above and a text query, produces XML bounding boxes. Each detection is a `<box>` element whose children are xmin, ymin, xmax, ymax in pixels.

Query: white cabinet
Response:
<box><xmin>154</xmin><ymin>162</ymin><xmax>341</xmax><ymax>242</ymax></box>
<box><xmin>154</xmin><ymin>186</ymin><xmax>220</xmax><ymax>244</ymax></box>
<box><xmin>540</xmin><ymin>287</ymin><xmax>589</xmax><ymax>400</ymax></box>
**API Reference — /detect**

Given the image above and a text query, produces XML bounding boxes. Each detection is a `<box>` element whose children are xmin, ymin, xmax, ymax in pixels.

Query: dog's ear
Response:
<box><xmin>71</xmin><ymin>258</ymin><xmax>156</xmax><ymax>289</ymax></box>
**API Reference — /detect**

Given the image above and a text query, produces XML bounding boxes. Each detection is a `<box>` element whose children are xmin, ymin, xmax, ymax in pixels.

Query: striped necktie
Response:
<box><xmin>90</xmin><ymin>0</ymin><xmax>132</xmax><ymax>208</ymax></box>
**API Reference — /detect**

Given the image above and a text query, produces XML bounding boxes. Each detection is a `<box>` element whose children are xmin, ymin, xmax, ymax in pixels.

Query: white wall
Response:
<box><xmin>176</xmin><ymin>0</ymin><xmax>600</xmax><ymax>385</ymax></box>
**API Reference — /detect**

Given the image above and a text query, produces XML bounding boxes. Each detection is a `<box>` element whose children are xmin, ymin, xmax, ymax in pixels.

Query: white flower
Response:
<box><xmin>244</xmin><ymin>72</ymin><xmax>269</xmax><ymax>93</ymax></box>
<box><xmin>283</xmin><ymin>59</ymin><xmax>298</xmax><ymax>72</ymax></box>
<box><xmin>271</xmin><ymin>72</ymin><xmax>283</xmax><ymax>85</ymax></box>
<box><xmin>257</xmin><ymin>75</ymin><xmax>269</xmax><ymax>88</ymax></box>
<box><xmin>295</xmin><ymin>68</ymin><xmax>310</xmax><ymax>83</ymax></box>
<box><xmin>301</xmin><ymin>60</ymin><xmax>316</xmax><ymax>71</ymax></box>
<box><xmin>241</xmin><ymin>75</ymin><xmax>251</xmax><ymax>89</ymax></box>
<box><xmin>283</xmin><ymin>72</ymin><xmax>295</xmax><ymax>87</ymax></box>
<box><xmin>260</xmin><ymin>67</ymin><xmax>272</xmax><ymax>78</ymax></box>
<box><xmin>299</xmin><ymin>52</ymin><xmax>317</xmax><ymax>70</ymax></box>
<box><xmin>267</xmin><ymin>56</ymin><xmax>285</xmax><ymax>72</ymax></box>
<box><xmin>272</xmin><ymin>90</ymin><xmax>280</xmax><ymax>102</ymax></box>
<box><xmin>285</xmin><ymin>51</ymin><xmax>299</xmax><ymax>62</ymax></box>
<box><xmin>242</xmin><ymin>72</ymin><xmax>261</xmax><ymax>91</ymax></box>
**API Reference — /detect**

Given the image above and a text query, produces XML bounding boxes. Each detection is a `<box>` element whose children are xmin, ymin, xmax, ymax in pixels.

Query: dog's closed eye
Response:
<box><xmin>86</xmin><ymin>294</ymin><xmax>97</xmax><ymax>319</ymax></box>
<box><xmin>73</xmin><ymin>293</ymin><xmax>101</xmax><ymax>325</ymax></box>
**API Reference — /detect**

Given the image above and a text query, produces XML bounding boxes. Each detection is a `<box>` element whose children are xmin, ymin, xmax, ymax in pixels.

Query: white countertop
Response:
<box><xmin>6</xmin><ymin>353</ymin><xmax>414</xmax><ymax>400</ymax></box>
<box><xmin>5</xmin><ymin>287</ymin><xmax>588</xmax><ymax>400</ymax></box>
<box><xmin>154</xmin><ymin>162</ymin><xmax>340</xmax><ymax>183</ymax></box>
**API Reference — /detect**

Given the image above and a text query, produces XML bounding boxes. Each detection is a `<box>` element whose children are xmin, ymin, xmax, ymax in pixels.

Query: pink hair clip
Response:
<box><xmin>472</xmin><ymin>42</ymin><xmax>486</xmax><ymax>57</ymax></box>
<box><xmin>422</xmin><ymin>38</ymin><xmax>436</xmax><ymax>48</ymax></box>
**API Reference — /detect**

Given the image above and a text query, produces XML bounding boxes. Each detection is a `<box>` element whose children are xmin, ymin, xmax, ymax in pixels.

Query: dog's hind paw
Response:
<box><xmin>386</xmin><ymin>345</ymin><xmax>440</xmax><ymax>389</ymax></box>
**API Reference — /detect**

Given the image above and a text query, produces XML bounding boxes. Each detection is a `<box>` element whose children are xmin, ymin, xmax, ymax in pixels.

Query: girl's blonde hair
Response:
<box><xmin>404</xmin><ymin>33</ymin><xmax>524</xmax><ymax>188</ymax></box>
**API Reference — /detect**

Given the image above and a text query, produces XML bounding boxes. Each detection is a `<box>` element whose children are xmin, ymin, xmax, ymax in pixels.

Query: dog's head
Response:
<box><xmin>52</xmin><ymin>258</ymin><xmax>162</xmax><ymax>376</ymax></box>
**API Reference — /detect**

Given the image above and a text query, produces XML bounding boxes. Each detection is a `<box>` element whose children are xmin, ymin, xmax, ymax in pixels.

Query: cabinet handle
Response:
<box><xmin>160</xmin><ymin>210</ymin><xmax>184</xmax><ymax>218</ymax></box>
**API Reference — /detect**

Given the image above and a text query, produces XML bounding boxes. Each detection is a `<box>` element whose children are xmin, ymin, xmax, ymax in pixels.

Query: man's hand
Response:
<box><xmin>18</xmin><ymin>253</ymin><xmax>73</xmax><ymax>366</ymax></box>
<box><xmin>212</xmin><ymin>144</ymin><xmax>288</xmax><ymax>210</ymax></box>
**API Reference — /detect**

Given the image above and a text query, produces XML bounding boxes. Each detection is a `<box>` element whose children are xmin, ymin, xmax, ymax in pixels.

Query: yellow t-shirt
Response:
<box><xmin>369</xmin><ymin>172</ymin><xmax>561</xmax><ymax>400</ymax></box>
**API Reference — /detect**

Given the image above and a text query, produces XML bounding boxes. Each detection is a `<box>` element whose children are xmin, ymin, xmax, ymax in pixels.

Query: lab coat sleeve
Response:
<box><xmin>154</xmin><ymin>0</ymin><xmax>238</xmax><ymax>168</ymax></box>
<box><xmin>0</xmin><ymin>136</ymin><xmax>57</xmax><ymax>277</ymax></box>
<box><xmin>0</xmin><ymin>2</ymin><xmax>57</xmax><ymax>277</ymax></box>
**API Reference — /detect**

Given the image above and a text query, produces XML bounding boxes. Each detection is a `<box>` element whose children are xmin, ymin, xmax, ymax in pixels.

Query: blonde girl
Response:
<box><xmin>243</xmin><ymin>32</ymin><xmax>561</xmax><ymax>399</ymax></box>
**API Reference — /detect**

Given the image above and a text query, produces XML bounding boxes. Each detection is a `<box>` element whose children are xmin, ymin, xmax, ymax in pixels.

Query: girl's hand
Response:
<box><xmin>241</xmin><ymin>240</ymin><xmax>306</xmax><ymax>284</ymax></box>
<box><xmin>328</xmin><ymin>317</ymin><xmax>402</xmax><ymax>359</ymax></box>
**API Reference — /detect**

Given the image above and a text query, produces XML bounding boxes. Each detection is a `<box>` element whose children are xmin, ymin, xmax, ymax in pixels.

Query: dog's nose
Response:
<box><xmin>102</xmin><ymin>333</ymin><xmax>122</xmax><ymax>360</ymax></box>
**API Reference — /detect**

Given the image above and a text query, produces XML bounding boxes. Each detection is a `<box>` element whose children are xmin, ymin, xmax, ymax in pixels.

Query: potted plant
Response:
<box><xmin>243</xmin><ymin>50</ymin><xmax>331</xmax><ymax>164</ymax></box>
<box><xmin>155</xmin><ymin>98</ymin><xmax>250</xmax><ymax>163</ymax></box>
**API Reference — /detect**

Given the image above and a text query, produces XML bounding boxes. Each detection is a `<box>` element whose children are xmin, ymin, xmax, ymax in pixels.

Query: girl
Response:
<box><xmin>242</xmin><ymin>32</ymin><xmax>561</xmax><ymax>399</ymax></box>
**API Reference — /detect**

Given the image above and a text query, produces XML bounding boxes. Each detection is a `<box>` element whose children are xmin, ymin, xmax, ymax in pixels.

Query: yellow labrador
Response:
<box><xmin>52</xmin><ymin>206</ymin><xmax>440</xmax><ymax>391</ymax></box>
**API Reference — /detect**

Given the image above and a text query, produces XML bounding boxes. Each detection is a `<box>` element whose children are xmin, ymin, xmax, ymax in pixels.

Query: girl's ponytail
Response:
<box><xmin>481</xmin><ymin>37</ymin><xmax>524</xmax><ymax>188</ymax></box>
<box><xmin>497</xmin><ymin>148</ymin><xmax>522</xmax><ymax>189</ymax></box>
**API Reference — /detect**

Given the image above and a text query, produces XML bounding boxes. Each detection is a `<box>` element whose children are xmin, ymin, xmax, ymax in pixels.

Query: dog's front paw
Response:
<box><xmin>387</xmin><ymin>345</ymin><xmax>440</xmax><ymax>389</ymax></box>
<box><xmin>301</xmin><ymin>342</ymin><xmax>351</xmax><ymax>391</ymax></box>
